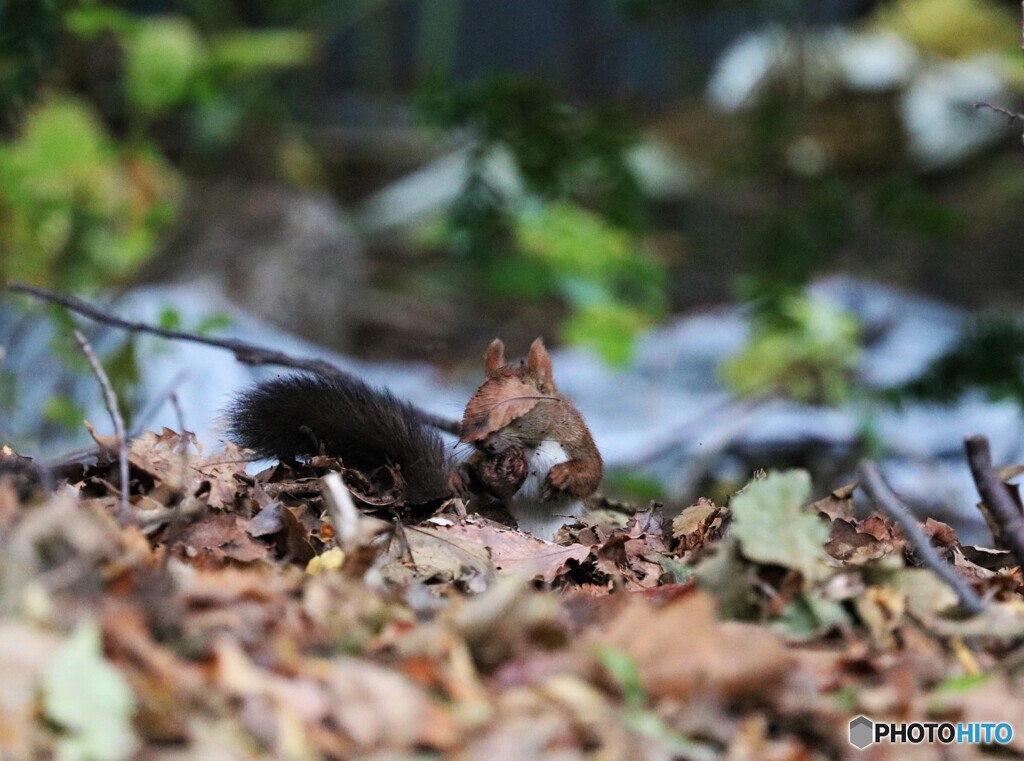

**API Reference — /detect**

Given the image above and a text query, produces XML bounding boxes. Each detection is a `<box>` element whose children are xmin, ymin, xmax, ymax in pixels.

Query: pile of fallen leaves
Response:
<box><xmin>3</xmin><ymin>429</ymin><xmax>1024</xmax><ymax>761</ymax></box>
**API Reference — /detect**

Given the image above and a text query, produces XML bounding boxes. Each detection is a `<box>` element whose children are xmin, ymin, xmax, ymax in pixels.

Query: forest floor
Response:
<box><xmin>3</xmin><ymin>425</ymin><xmax>1024</xmax><ymax>760</ymax></box>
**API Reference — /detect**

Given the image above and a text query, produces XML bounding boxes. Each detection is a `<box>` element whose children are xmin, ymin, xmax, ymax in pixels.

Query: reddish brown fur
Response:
<box><xmin>458</xmin><ymin>338</ymin><xmax>603</xmax><ymax>503</ymax></box>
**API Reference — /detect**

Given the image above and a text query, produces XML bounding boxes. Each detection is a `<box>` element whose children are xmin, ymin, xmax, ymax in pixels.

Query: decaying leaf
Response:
<box><xmin>596</xmin><ymin>590</ymin><xmax>792</xmax><ymax>701</ymax></box>
<box><xmin>672</xmin><ymin>498</ymin><xmax>728</xmax><ymax>552</ymax></box>
<box><xmin>377</xmin><ymin>525</ymin><xmax>494</xmax><ymax>592</ymax></box>
<box><xmin>5</xmin><ymin>417</ymin><xmax>1024</xmax><ymax>761</ymax></box>
<box><xmin>42</xmin><ymin>623</ymin><xmax>138</xmax><ymax>761</ymax></box>
<box><xmin>730</xmin><ymin>469</ymin><xmax>832</xmax><ymax>581</ymax></box>
<box><xmin>460</xmin><ymin>376</ymin><xmax>553</xmax><ymax>442</ymax></box>
<box><xmin>0</xmin><ymin>623</ymin><xmax>63</xmax><ymax>758</ymax></box>
<box><xmin>435</xmin><ymin>520</ymin><xmax>591</xmax><ymax>583</ymax></box>
<box><xmin>173</xmin><ymin>513</ymin><xmax>271</xmax><ymax>566</ymax></box>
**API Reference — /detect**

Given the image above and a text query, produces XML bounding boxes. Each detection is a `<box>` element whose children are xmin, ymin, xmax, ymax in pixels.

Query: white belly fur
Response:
<box><xmin>507</xmin><ymin>439</ymin><xmax>584</xmax><ymax>540</ymax></box>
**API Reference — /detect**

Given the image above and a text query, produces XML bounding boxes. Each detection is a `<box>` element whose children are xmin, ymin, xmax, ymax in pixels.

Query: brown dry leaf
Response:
<box><xmin>595</xmin><ymin>511</ymin><xmax>673</xmax><ymax>590</ymax></box>
<box><xmin>825</xmin><ymin>513</ymin><xmax>907</xmax><ymax>565</ymax></box>
<box><xmin>125</xmin><ymin>428</ymin><xmax>196</xmax><ymax>489</ymax></box>
<box><xmin>191</xmin><ymin>442</ymin><xmax>251</xmax><ymax>508</ymax></box>
<box><xmin>0</xmin><ymin>622</ymin><xmax>64</xmax><ymax>759</ymax></box>
<box><xmin>933</xmin><ymin>673</ymin><xmax>1024</xmax><ymax>754</ymax></box>
<box><xmin>673</xmin><ymin>498</ymin><xmax>729</xmax><ymax>554</ymax></box>
<box><xmin>809</xmin><ymin>481</ymin><xmax>858</xmax><ymax>521</ymax></box>
<box><xmin>453</xmin><ymin>710</ymin><xmax>580</xmax><ymax>761</ymax></box>
<box><xmin>921</xmin><ymin>517</ymin><xmax>960</xmax><ymax>551</ymax></box>
<box><xmin>434</xmin><ymin>520</ymin><xmax>591</xmax><ymax>583</ymax></box>
<box><xmin>327</xmin><ymin>657</ymin><xmax>458</xmax><ymax>752</ymax></box>
<box><xmin>825</xmin><ymin>520</ymin><xmax>895</xmax><ymax>564</ymax></box>
<box><xmin>377</xmin><ymin>525</ymin><xmax>494</xmax><ymax>592</ymax></box>
<box><xmin>84</xmin><ymin>419</ymin><xmax>121</xmax><ymax>457</ymax></box>
<box><xmin>460</xmin><ymin>376</ymin><xmax>550</xmax><ymax>442</ymax></box>
<box><xmin>173</xmin><ymin>514</ymin><xmax>270</xmax><ymax>566</ymax></box>
<box><xmin>246</xmin><ymin>502</ymin><xmax>317</xmax><ymax>565</ymax></box>
<box><xmin>596</xmin><ymin>590</ymin><xmax>791</xmax><ymax>701</ymax></box>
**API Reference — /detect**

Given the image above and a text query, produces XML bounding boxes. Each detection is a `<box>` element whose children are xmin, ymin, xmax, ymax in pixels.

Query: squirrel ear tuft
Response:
<box><xmin>484</xmin><ymin>339</ymin><xmax>506</xmax><ymax>376</ymax></box>
<box><xmin>526</xmin><ymin>338</ymin><xmax>554</xmax><ymax>388</ymax></box>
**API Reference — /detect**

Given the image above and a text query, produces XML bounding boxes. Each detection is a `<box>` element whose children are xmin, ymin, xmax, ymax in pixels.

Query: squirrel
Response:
<box><xmin>226</xmin><ymin>338</ymin><xmax>603</xmax><ymax>539</ymax></box>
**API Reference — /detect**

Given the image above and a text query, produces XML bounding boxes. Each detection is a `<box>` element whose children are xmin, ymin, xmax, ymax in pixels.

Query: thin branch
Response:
<box><xmin>963</xmin><ymin>435</ymin><xmax>1024</xmax><ymax>571</ymax></box>
<box><xmin>858</xmin><ymin>460</ymin><xmax>985</xmax><ymax>615</ymax></box>
<box><xmin>975</xmin><ymin>102</ymin><xmax>1024</xmax><ymax>145</ymax></box>
<box><xmin>974</xmin><ymin>102</ymin><xmax>1024</xmax><ymax>123</ymax></box>
<box><xmin>72</xmin><ymin>328</ymin><xmax>132</xmax><ymax>524</ymax></box>
<box><xmin>7</xmin><ymin>281</ymin><xmax>461</xmax><ymax>436</ymax></box>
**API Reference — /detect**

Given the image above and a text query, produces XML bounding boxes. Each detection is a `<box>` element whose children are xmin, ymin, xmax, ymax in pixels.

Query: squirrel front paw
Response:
<box><xmin>542</xmin><ymin>462</ymin><xmax>574</xmax><ymax>501</ymax></box>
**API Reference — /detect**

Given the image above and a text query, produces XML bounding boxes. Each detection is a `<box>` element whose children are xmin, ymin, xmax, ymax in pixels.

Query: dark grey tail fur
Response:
<box><xmin>226</xmin><ymin>374</ymin><xmax>450</xmax><ymax>503</ymax></box>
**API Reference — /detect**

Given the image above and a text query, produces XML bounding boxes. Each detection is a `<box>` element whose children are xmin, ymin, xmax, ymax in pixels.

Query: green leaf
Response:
<box><xmin>595</xmin><ymin>646</ymin><xmax>646</xmax><ymax>709</ymax></box>
<box><xmin>125</xmin><ymin>16</ymin><xmax>205</xmax><ymax>118</ymax></box>
<box><xmin>657</xmin><ymin>555</ymin><xmax>693</xmax><ymax>585</ymax></box>
<box><xmin>195</xmin><ymin>313</ymin><xmax>232</xmax><ymax>335</ymax></box>
<box><xmin>933</xmin><ymin>673</ymin><xmax>990</xmax><ymax>694</ymax></box>
<box><xmin>773</xmin><ymin>593</ymin><xmax>848</xmax><ymax>639</ymax></box>
<box><xmin>721</xmin><ymin>295</ymin><xmax>861</xmax><ymax>404</ymax></box>
<box><xmin>730</xmin><ymin>469</ymin><xmax>832</xmax><ymax>580</ymax></box>
<box><xmin>43</xmin><ymin>395</ymin><xmax>85</xmax><ymax>432</ymax></box>
<box><xmin>209</xmin><ymin>29</ymin><xmax>314</xmax><ymax>76</ymax></box>
<box><xmin>562</xmin><ymin>300</ymin><xmax>651</xmax><ymax>366</ymax></box>
<box><xmin>157</xmin><ymin>307</ymin><xmax>181</xmax><ymax>330</ymax></box>
<box><xmin>64</xmin><ymin>7</ymin><xmax>137</xmax><ymax>38</ymax></box>
<box><xmin>694</xmin><ymin>537</ymin><xmax>762</xmax><ymax>620</ymax></box>
<box><xmin>43</xmin><ymin>623</ymin><xmax>137</xmax><ymax>761</ymax></box>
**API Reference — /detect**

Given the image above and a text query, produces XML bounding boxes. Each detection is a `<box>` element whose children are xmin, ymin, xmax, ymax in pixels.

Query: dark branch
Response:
<box><xmin>975</xmin><ymin>102</ymin><xmax>1024</xmax><ymax>145</ymax></box>
<box><xmin>858</xmin><ymin>460</ymin><xmax>985</xmax><ymax>615</ymax></box>
<box><xmin>72</xmin><ymin>328</ymin><xmax>132</xmax><ymax>524</ymax></box>
<box><xmin>963</xmin><ymin>435</ymin><xmax>1024</xmax><ymax>571</ymax></box>
<box><xmin>7</xmin><ymin>281</ymin><xmax>461</xmax><ymax>436</ymax></box>
<box><xmin>974</xmin><ymin>102</ymin><xmax>1024</xmax><ymax>123</ymax></box>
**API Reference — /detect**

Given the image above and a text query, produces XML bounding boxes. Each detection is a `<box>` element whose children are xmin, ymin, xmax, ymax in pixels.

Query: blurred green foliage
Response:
<box><xmin>1</xmin><ymin>3</ymin><xmax>317</xmax><ymax>294</ymax></box>
<box><xmin>0</xmin><ymin>0</ymin><xmax>70</xmax><ymax>126</ymax></box>
<box><xmin>516</xmin><ymin>201</ymin><xmax>665</xmax><ymax>363</ymax></box>
<box><xmin>66</xmin><ymin>6</ymin><xmax>315</xmax><ymax>139</ymax></box>
<box><xmin>873</xmin><ymin>175</ymin><xmax>964</xmax><ymax>242</ymax></box>
<box><xmin>0</xmin><ymin>96</ymin><xmax>179</xmax><ymax>290</ymax></box>
<box><xmin>721</xmin><ymin>294</ymin><xmax>861</xmax><ymax>404</ymax></box>
<box><xmin>419</xmin><ymin>75</ymin><xmax>662</xmax><ymax>363</ymax></box>
<box><xmin>872</xmin><ymin>0</ymin><xmax>1018</xmax><ymax>59</ymax></box>
<box><xmin>897</xmin><ymin>315</ymin><xmax>1024</xmax><ymax>406</ymax></box>
<box><xmin>1</xmin><ymin>0</ymin><xmax>318</xmax><ymax>436</ymax></box>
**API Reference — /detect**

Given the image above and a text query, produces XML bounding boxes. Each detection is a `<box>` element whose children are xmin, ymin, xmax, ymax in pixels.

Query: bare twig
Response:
<box><xmin>975</xmin><ymin>102</ymin><xmax>1024</xmax><ymax>123</ymax></box>
<box><xmin>72</xmin><ymin>329</ymin><xmax>132</xmax><ymax>524</ymax></box>
<box><xmin>975</xmin><ymin>102</ymin><xmax>1024</xmax><ymax>145</ymax></box>
<box><xmin>963</xmin><ymin>435</ymin><xmax>1024</xmax><ymax>571</ymax></box>
<box><xmin>858</xmin><ymin>460</ymin><xmax>985</xmax><ymax>615</ymax></box>
<box><xmin>7</xmin><ymin>281</ymin><xmax>461</xmax><ymax>436</ymax></box>
<box><xmin>168</xmin><ymin>392</ymin><xmax>186</xmax><ymax>436</ymax></box>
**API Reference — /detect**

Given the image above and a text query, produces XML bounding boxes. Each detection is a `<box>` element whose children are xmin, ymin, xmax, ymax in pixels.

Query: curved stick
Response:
<box><xmin>7</xmin><ymin>281</ymin><xmax>461</xmax><ymax>436</ymax></box>
<box><xmin>858</xmin><ymin>460</ymin><xmax>985</xmax><ymax>615</ymax></box>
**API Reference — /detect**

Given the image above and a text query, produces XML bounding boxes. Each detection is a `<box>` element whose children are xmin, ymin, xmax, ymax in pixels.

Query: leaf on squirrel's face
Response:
<box><xmin>460</xmin><ymin>376</ymin><xmax>550</xmax><ymax>443</ymax></box>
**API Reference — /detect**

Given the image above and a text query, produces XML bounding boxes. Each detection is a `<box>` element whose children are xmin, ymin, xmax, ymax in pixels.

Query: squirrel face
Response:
<box><xmin>459</xmin><ymin>338</ymin><xmax>561</xmax><ymax>451</ymax></box>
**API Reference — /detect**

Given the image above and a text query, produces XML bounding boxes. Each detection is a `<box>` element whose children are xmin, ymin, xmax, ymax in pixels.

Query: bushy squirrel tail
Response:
<box><xmin>226</xmin><ymin>373</ymin><xmax>450</xmax><ymax>503</ymax></box>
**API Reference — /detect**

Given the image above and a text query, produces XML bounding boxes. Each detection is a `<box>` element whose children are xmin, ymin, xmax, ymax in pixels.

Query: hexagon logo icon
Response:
<box><xmin>849</xmin><ymin>716</ymin><xmax>874</xmax><ymax>750</ymax></box>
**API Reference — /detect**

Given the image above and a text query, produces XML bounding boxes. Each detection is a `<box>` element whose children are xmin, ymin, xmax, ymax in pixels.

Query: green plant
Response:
<box><xmin>0</xmin><ymin>96</ymin><xmax>179</xmax><ymax>290</ymax></box>
<box><xmin>418</xmin><ymin>76</ymin><xmax>662</xmax><ymax>364</ymax></box>
<box><xmin>895</xmin><ymin>314</ymin><xmax>1024</xmax><ymax>406</ymax></box>
<box><xmin>721</xmin><ymin>294</ymin><xmax>861</xmax><ymax>404</ymax></box>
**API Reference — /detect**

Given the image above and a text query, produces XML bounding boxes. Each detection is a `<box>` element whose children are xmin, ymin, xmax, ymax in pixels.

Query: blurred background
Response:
<box><xmin>3</xmin><ymin>0</ymin><xmax>1024</xmax><ymax>539</ymax></box>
